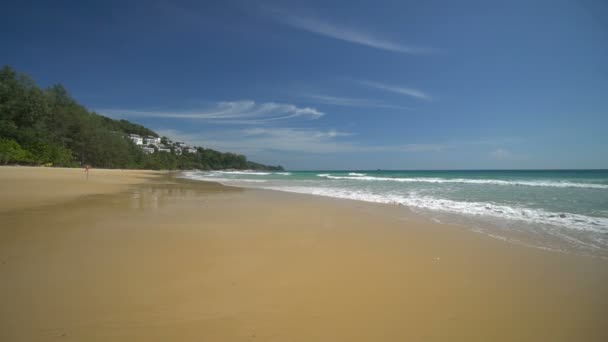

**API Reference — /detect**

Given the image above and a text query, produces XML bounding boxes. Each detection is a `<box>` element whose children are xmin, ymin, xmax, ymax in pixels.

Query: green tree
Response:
<box><xmin>0</xmin><ymin>66</ymin><xmax>283</xmax><ymax>171</ymax></box>
<box><xmin>0</xmin><ymin>137</ymin><xmax>32</xmax><ymax>164</ymax></box>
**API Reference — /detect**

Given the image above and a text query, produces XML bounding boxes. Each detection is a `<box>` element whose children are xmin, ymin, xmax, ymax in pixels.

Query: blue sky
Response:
<box><xmin>2</xmin><ymin>0</ymin><xmax>607</xmax><ymax>169</ymax></box>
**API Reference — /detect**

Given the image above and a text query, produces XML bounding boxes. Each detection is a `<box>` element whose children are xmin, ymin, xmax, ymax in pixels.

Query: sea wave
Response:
<box><xmin>274</xmin><ymin>172</ymin><xmax>292</xmax><ymax>176</ymax></box>
<box><xmin>316</xmin><ymin>174</ymin><xmax>608</xmax><ymax>189</ymax></box>
<box><xmin>179</xmin><ymin>171</ymin><xmax>608</xmax><ymax>251</ymax></box>
<box><xmin>214</xmin><ymin>170</ymin><xmax>272</xmax><ymax>175</ymax></box>
<box><xmin>348</xmin><ymin>172</ymin><xmax>367</xmax><ymax>176</ymax></box>
<box><xmin>181</xmin><ymin>172</ymin><xmax>267</xmax><ymax>183</ymax></box>
<box><xmin>262</xmin><ymin>186</ymin><xmax>608</xmax><ymax>235</ymax></box>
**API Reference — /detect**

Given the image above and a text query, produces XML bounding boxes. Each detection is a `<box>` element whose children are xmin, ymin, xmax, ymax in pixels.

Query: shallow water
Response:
<box><xmin>181</xmin><ymin>169</ymin><xmax>608</xmax><ymax>256</ymax></box>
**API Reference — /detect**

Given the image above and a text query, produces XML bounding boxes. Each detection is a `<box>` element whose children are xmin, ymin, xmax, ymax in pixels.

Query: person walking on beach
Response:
<box><xmin>84</xmin><ymin>164</ymin><xmax>90</xmax><ymax>180</ymax></box>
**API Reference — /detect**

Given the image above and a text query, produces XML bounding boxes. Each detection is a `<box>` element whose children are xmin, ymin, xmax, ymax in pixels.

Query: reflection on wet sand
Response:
<box><xmin>127</xmin><ymin>177</ymin><xmax>241</xmax><ymax>210</ymax></box>
<box><xmin>1</xmin><ymin>169</ymin><xmax>607</xmax><ymax>342</ymax></box>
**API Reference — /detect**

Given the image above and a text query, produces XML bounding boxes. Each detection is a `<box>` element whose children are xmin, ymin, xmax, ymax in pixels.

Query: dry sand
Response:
<box><xmin>1</xmin><ymin>166</ymin><xmax>607</xmax><ymax>341</ymax></box>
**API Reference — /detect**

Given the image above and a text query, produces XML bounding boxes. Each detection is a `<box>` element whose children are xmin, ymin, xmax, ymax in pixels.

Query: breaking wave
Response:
<box><xmin>316</xmin><ymin>174</ymin><xmax>608</xmax><ymax>189</ymax></box>
<box><xmin>262</xmin><ymin>186</ymin><xmax>608</xmax><ymax>235</ymax></box>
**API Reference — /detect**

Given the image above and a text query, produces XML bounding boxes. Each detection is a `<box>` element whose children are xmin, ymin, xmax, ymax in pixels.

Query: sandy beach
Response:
<box><xmin>1</xmin><ymin>166</ymin><xmax>607</xmax><ymax>341</ymax></box>
<box><xmin>0</xmin><ymin>166</ymin><xmax>158</xmax><ymax>213</ymax></box>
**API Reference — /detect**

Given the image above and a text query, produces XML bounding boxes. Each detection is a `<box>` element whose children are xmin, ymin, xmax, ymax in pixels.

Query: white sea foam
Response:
<box><xmin>181</xmin><ymin>172</ymin><xmax>267</xmax><ymax>183</ymax></box>
<box><xmin>348</xmin><ymin>172</ymin><xmax>367</xmax><ymax>176</ymax></box>
<box><xmin>206</xmin><ymin>177</ymin><xmax>267</xmax><ymax>183</ymax></box>
<box><xmin>179</xmin><ymin>170</ymin><xmax>608</xmax><ymax>252</ymax></box>
<box><xmin>274</xmin><ymin>172</ymin><xmax>292</xmax><ymax>176</ymax></box>
<box><xmin>260</xmin><ymin>185</ymin><xmax>608</xmax><ymax>235</ymax></box>
<box><xmin>316</xmin><ymin>174</ymin><xmax>608</xmax><ymax>189</ymax></box>
<box><xmin>215</xmin><ymin>170</ymin><xmax>272</xmax><ymax>175</ymax></box>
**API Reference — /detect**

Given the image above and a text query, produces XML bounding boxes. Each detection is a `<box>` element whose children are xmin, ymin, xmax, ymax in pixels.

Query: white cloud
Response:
<box><xmin>156</xmin><ymin>127</ymin><xmax>444</xmax><ymax>155</ymax></box>
<box><xmin>270</xmin><ymin>9</ymin><xmax>434</xmax><ymax>54</ymax></box>
<box><xmin>99</xmin><ymin>100</ymin><xmax>324</xmax><ymax>124</ymax></box>
<box><xmin>359</xmin><ymin>80</ymin><xmax>431</xmax><ymax>101</ymax></box>
<box><xmin>179</xmin><ymin>127</ymin><xmax>357</xmax><ymax>154</ymax></box>
<box><xmin>302</xmin><ymin>94</ymin><xmax>412</xmax><ymax>110</ymax></box>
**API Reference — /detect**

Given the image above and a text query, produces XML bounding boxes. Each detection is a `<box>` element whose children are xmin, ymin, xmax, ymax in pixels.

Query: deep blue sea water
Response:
<box><xmin>182</xmin><ymin>170</ymin><xmax>608</xmax><ymax>256</ymax></box>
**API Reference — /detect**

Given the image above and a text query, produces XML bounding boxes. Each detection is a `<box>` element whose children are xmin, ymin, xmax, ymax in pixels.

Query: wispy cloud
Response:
<box><xmin>269</xmin><ymin>8</ymin><xmax>435</xmax><ymax>54</ymax></box>
<box><xmin>238</xmin><ymin>128</ymin><xmax>444</xmax><ymax>153</ymax></box>
<box><xmin>99</xmin><ymin>100</ymin><xmax>324</xmax><ymax>125</ymax></box>
<box><xmin>155</xmin><ymin>127</ymin><xmax>523</xmax><ymax>168</ymax></box>
<box><xmin>158</xmin><ymin>128</ymin><xmax>522</xmax><ymax>156</ymax></box>
<box><xmin>157</xmin><ymin>127</ymin><xmax>352</xmax><ymax>154</ymax></box>
<box><xmin>157</xmin><ymin>127</ymin><xmax>444</xmax><ymax>155</ymax></box>
<box><xmin>302</xmin><ymin>94</ymin><xmax>412</xmax><ymax>110</ymax></box>
<box><xmin>359</xmin><ymin>80</ymin><xmax>432</xmax><ymax>101</ymax></box>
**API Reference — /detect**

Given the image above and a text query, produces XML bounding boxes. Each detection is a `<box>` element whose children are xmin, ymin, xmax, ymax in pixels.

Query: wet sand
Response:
<box><xmin>0</xmin><ymin>166</ymin><xmax>158</xmax><ymax>213</ymax></box>
<box><xmin>1</xmin><ymin>167</ymin><xmax>607</xmax><ymax>341</ymax></box>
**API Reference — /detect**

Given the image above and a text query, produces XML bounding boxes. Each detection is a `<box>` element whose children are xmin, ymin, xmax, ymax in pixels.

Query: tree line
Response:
<box><xmin>0</xmin><ymin>66</ymin><xmax>283</xmax><ymax>171</ymax></box>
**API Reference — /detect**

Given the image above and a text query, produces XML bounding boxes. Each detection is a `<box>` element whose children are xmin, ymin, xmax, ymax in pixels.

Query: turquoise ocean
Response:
<box><xmin>182</xmin><ymin>170</ymin><xmax>608</xmax><ymax>256</ymax></box>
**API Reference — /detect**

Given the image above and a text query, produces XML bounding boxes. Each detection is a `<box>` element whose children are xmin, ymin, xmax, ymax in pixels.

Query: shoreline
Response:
<box><xmin>179</xmin><ymin>170</ymin><xmax>608</xmax><ymax>259</ymax></box>
<box><xmin>1</xmin><ymin>167</ymin><xmax>607</xmax><ymax>341</ymax></box>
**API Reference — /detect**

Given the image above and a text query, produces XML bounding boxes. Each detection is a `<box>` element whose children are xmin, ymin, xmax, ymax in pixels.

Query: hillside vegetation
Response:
<box><xmin>0</xmin><ymin>66</ymin><xmax>283</xmax><ymax>171</ymax></box>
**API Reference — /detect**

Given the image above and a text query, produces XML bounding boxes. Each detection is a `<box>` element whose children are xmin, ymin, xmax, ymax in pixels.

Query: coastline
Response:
<box><xmin>1</xmin><ymin>167</ymin><xmax>607</xmax><ymax>341</ymax></box>
<box><xmin>183</xmin><ymin>169</ymin><xmax>608</xmax><ymax>257</ymax></box>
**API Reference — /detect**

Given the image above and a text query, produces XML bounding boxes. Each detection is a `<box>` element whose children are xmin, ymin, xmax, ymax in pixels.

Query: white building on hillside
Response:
<box><xmin>144</xmin><ymin>136</ymin><xmax>161</xmax><ymax>146</ymax></box>
<box><xmin>128</xmin><ymin>134</ymin><xmax>143</xmax><ymax>145</ymax></box>
<box><xmin>141</xmin><ymin>147</ymin><xmax>155</xmax><ymax>154</ymax></box>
